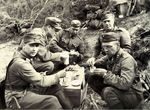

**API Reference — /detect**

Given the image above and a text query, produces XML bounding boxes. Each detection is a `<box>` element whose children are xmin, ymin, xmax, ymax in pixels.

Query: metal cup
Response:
<box><xmin>64</xmin><ymin>55</ymin><xmax>69</xmax><ymax>65</ymax></box>
<box><xmin>61</xmin><ymin>52</ymin><xmax>69</xmax><ymax>65</ymax></box>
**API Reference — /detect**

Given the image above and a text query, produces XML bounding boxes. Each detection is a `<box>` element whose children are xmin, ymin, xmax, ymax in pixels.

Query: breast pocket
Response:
<box><xmin>112</xmin><ymin>64</ymin><xmax>121</xmax><ymax>75</ymax></box>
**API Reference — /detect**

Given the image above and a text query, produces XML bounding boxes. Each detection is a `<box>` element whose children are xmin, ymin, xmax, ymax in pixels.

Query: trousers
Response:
<box><xmin>86</xmin><ymin>74</ymin><xmax>143</xmax><ymax>109</ymax></box>
<box><xmin>19</xmin><ymin>91</ymin><xmax>62</xmax><ymax>109</ymax></box>
<box><xmin>32</xmin><ymin>60</ymin><xmax>73</xmax><ymax>109</ymax></box>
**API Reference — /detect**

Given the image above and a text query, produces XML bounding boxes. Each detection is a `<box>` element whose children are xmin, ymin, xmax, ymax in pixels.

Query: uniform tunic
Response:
<box><xmin>87</xmin><ymin>49</ymin><xmax>143</xmax><ymax>109</ymax></box>
<box><xmin>42</xmin><ymin>26</ymin><xmax>59</xmax><ymax>45</ymax></box>
<box><xmin>5</xmin><ymin>50</ymin><xmax>71</xmax><ymax>109</ymax></box>
<box><xmin>95</xmin><ymin>27</ymin><xmax>131</xmax><ymax>57</ymax></box>
<box><xmin>50</xmin><ymin>29</ymin><xmax>85</xmax><ymax>63</ymax></box>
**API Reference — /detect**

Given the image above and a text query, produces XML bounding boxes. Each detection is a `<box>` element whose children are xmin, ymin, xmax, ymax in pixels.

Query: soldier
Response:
<box><xmin>50</xmin><ymin>20</ymin><xmax>85</xmax><ymax>64</ymax></box>
<box><xmin>18</xmin><ymin>27</ymin><xmax>69</xmax><ymax>72</ymax></box>
<box><xmin>5</xmin><ymin>31</ymin><xmax>72</xmax><ymax>109</ymax></box>
<box><xmin>86</xmin><ymin>32</ymin><xmax>143</xmax><ymax>109</ymax></box>
<box><xmin>95</xmin><ymin>12</ymin><xmax>131</xmax><ymax>57</ymax></box>
<box><xmin>42</xmin><ymin>17</ymin><xmax>62</xmax><ymax>44</ymax></box>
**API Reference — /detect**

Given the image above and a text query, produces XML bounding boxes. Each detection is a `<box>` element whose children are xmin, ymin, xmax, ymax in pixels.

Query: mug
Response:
<box><xmin>61</xmin><ymin>52</ymin><xmax>69</xmax><ymax>65</ymax></box>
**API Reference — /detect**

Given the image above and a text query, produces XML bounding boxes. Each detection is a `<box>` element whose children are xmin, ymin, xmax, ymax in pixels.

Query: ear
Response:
<box><xmin>115</xmin><ymin>41</ymin><xmax>120</xmax><ymax>47</ymax></box>
<box><xmin>21</xmin><ymin>45</ymin><xmax>26</xmax><ymax>51</ymax></box>
<box><xmin>20</xmin><ymin>41</ymin><xmax>26</xmax><ymax>50</ymax></box>
<box><xmin>20</xmin><ymin>43</ymin><xmax>25</xmax><ymax>48</ymax></box>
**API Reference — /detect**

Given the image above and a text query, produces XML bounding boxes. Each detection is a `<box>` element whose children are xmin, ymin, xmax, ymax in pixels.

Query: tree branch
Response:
<box><xmin>30</xmin><ymin>0</ymin><xmax>49</xmax><ymax>29</ymax></box>
<box><xmin>90</xmin><ymin>94</ymin><xmax>99</xmax><ymax>109</ymax></box>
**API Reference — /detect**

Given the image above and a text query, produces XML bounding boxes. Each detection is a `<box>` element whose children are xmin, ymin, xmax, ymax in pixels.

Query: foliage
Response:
<box><xmin>131</xmin><ymin>36</ymin><xmax>150</xmax><ymax>70</ymax></box>
<box><xmin>0</xmin><ymin>0</ymin><xmax>65</xmax><ymax>42</ymax></box>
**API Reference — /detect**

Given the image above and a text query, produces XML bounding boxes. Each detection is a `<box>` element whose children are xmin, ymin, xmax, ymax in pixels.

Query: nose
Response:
<box><xmin>105</xmin><ymin>22</ymin><xmax>109</xmax><ymax>25</ymax></box>
<box><xmin>103</xmin><ymin>47</ymin><xmax>108</xmax><ymax>53</ymax></box>
<box><xmin>75</xmin><ymin>30</ymin><xmax>78</xmax><ymax>33</ymax></box>
<box><xmin>33</xmin><ymin>46</ymin><xmax>39</xmax><ymax>51</ymax></box>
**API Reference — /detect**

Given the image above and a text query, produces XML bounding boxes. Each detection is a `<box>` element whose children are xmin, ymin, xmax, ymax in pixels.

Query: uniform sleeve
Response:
<box><xmin>94</xmin><ymin>55</ymin><xmax>108</xmax><ymax>67</ymax></box>
<box><xmin>120</xmin><ymin>28</ymin><xmax>131</xmax><ymax>51</ymax></box>
<box><xmin>49</xmin><ymin>31</ymin><xmax>64</xmax><ymax>52</ymax></box>
<box><xmin>16</xmin><ymin>61</ymin><xmax>59</xmax><ymax>87</ymax></box>
<box><xmin>37</xmin><ymin>46</ymin><xmax>61</xmax><ymax>62</ymax></box>
<box><xmin>103</xmin><ymin>57</ymin><xmax>136</xmax><ymax>90</ymax></box>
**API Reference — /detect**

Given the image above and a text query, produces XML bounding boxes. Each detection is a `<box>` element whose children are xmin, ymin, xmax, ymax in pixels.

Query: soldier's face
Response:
<box><xmin>102</xmin><ymin>41</ymin><xmax>119</xmax><ymax>57</ymax></box>
<box><xmin>22</xmin><ymin>43</ymin><xmax>40</xmax><ymax>57</ymax></box>
<box><xmin>71</xmin><ymin>27</ymin><xmax>80</xmax><ymax>36</ymax></box>
<box><xmin>103</xmin><ymin>18</ymin><xmax>115</xmax><ymax>30</ymax></box>
<box><xmin>53</xmin><ymin>24</ymin><xmax>62</xmax><ymax>32</ymax></box>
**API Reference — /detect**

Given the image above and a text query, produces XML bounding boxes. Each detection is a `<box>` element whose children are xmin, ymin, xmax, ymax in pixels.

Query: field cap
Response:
<box><xmin>45</xmin><ymin>17</ymin><xmax>62</xmax><ymax>30</ymax></box>
<box><xmin>102</xmin><ymin>32</ymin><xmax>120</xmax><ymax>43</ymax></box>
<box><xmin>71</xmin><ymin>20</ymin><xmax>81</xmax><ymax>29</ymax></box>
<box><xmin>22</xmin><ymin>29</ymin><xmax>46</xmax><ymax>46</ymax></box>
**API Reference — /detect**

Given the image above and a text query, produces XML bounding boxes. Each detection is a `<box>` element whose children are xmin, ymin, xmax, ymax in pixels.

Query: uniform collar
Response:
<box><xmin>113</xmin><ymin>48</ymin><xmax>123</xmax><ymax>61</ymax></box>
<box><xmin>103</xmin><ymin>26</ymin><xmax>119</xmax><ymax>32</ymax></box>
<box><xmin>13</xmin><ymin>50</ymin><xmax>34</xmax><ymax>61</ymax></box>
<box><xmin>68</xmin><ymin>28</ymin><xmax>79</xmax><ymax>38</ymax></box>
<box><xmin>108</xmin><ymin>48</ymin><xmax>122</xmax><ymax>62</ymax></box>
<box><xmin>113</xmin><ymin>26</ymin><xmax>119</xmax><ymax>31</ymax></box>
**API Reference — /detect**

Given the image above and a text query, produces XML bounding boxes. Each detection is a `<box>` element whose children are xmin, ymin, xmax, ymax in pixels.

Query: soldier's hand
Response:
<box><xmin>123</xmin><ymin>48</ymin><xmax>131</xmax><ymax>53</ymax></box>
<box><xmin>147</xmin><ymin>64</ymin><xmax>150</xmax><ymax>73</ymax></box>
<box><xmin>37</xmin><ymin>46</ymin><xmax>47</xmax><ymax>56</ymax></box>
<box><xmin>87</xmin><ymin>57</ymin><xmax>95</xmax><ymax>66</ymax></box>
<box><xmin>93</xmin><ymin>68</ymin><xmax>107</xmax><ymax>77</ymax></box>
<box><xmin>70</xmin><ymin>50</ymin><xmax>80</xmax><ymax>57</ymax></box>
<box><xmin>60</xmin><ymin>51</ymin><xmax>69</xmax><ymax>65</ymax></box>
<box><xmin>56</xmin><ymin>69</ymin><xmax>66</xmax><ymax>78</ymax></box>
<box><xmin>60</xmin><ymin>51</ymin><xmax>69</xmax><ymax>58</ymax></box>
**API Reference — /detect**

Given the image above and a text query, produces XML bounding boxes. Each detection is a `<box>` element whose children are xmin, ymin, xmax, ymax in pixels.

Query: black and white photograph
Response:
<box><xmin>0</xmin><ymin>0</ymin><xmax>150</xmax><ymax>109</ymax></box>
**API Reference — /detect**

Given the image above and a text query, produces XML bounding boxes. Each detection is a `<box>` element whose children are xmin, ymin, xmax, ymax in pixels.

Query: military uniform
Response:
<box><xmin>50</xmin><ymin>29</ymin><xmax>85</xmax><ymax>63</ymax></box>
<box><xmin>42</xmin><ymin>26</ymin><xmax>57</xmax><ymax>44</ymax></box>
<box><xmin>5</xmin><ymin>51</ymin><xmax>61</xmax><ymax>109</ymax></box>
<box><xmin>95</xmin><ymin>26</ymin><xmax>131</xmax><ymax>57</ymax></box>
<box><xmin>5</xmin><ymin>31</ymin><xmax>72</xmax><ymax>109</ymax></box>
<box><xmin>87</xmin><ymin>48</ymin><xmax>143</xmax><ymax>109</ymax></box>
<box><xmin>50</xmin><ymin>20</ymin><xmax>84</xmax><ymax>62</ymax></box>
<box><xmin>24</xmin><ymin>27</ymin><xmax>66</xmax><ymax>70</ymax></box>
<box><xmin>86</xmin><ymin>31</ymin><xmax>143</xmax><ymax>109</ymax></box>
<box><xmin>42</xmin><ymin>17</ymin><xmax>62</xmax><ymax>44</ymax></box>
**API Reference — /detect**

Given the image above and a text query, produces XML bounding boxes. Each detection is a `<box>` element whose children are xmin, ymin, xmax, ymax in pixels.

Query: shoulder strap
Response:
<box><xmin>4</xmin><ymin>58</ymin><xmax>19</xmax><ymax>89</ymax></box>
<box><xmin>6</xmin><ymin>58</ymin><xmax>19</xmax><ymax>77</ymax></box>
<box><xmin>1</xmin><ymin>58</ymin><xmax>17</xmax><ymax>83</ymax></box>
<box><xmin>0</xmin><ymin>58</ymin><xmax>18</xmax><ymax>108</ymax></box>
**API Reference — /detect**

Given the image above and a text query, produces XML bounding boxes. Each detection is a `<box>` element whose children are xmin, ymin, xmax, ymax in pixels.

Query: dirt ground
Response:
<box><xmin>0</xmin><ymin>41</ymin><xmax>18</xmax><ymax>82</ymax></box>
